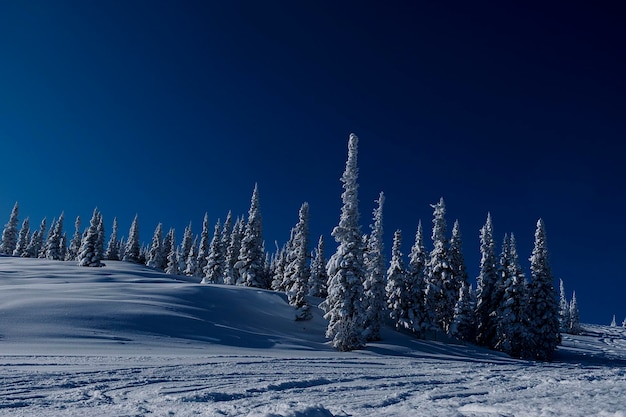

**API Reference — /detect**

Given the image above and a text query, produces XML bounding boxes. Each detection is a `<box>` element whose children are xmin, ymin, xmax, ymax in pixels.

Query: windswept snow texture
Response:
<box><xmin>1</xmin><ymin>258</ymin><xmax>626</xmax><ymax>416</ymax></box>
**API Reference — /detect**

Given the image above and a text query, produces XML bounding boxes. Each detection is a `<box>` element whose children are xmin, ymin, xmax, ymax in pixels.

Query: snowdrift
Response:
<box><xmin>0</xmin><ymin>257</ymin><xmax>331</xmax><ymax>355</ymax></box>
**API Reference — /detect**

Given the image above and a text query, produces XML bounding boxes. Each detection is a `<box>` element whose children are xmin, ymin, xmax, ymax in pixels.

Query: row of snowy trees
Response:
<box><xmin>0</xmin><ymin>186</ymin><xmax>268</xmax><ymax>290</ymax></box>
<box><xmin>317</xmin><ymin>134</ymin><xmax>574</xmax><ymax>360</ymax></box>
<box><xmin>0</xmin><ymin>134</ymin><xmax>578</xmax><ymax>361</ymax></box>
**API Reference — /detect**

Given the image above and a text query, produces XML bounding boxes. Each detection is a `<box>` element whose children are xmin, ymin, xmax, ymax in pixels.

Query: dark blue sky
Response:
<box><xmin>1</xmin><ymin>1</ymin><xmax>624</xmax><ymax>324</ymax></box>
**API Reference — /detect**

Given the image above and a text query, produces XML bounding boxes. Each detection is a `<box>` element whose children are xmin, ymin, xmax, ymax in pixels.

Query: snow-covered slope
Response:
<box><xmin>1</xmin><ymin>257</ymin><xmax>625</xmax><ymax>416</ymax></box>
<box><xmin>0</xmin><ymin>257</ymin><xmax>331</xmax><ymax>355</ymax></box>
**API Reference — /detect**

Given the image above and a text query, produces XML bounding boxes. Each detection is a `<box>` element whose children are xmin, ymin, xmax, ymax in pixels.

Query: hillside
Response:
<box><xmin>1</xmin><ymin>257</ymin><xmax>625</xmax><ymax>416</ymax></box>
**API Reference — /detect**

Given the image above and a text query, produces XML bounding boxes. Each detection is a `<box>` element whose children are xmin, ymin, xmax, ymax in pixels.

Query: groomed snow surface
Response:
<box><xmin>1</xmin><ymin>258</ymin><xmax>625</xmax><ymax>416</ymax></box>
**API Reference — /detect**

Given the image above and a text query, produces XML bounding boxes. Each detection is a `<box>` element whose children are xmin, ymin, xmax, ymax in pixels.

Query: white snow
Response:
<box><xmin>1</xmin><ymin>257</ymin><xmax>626</xmax><ymax>416</ymax></box>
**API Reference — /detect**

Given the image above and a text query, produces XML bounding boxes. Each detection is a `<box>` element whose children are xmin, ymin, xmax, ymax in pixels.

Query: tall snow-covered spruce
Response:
<box><xmin>44</xmin><ymin>211</ymin><xmax>65</xmax><ymax>260</ymax></box>
<box><xmin>178</xmin><ymin>222</ymin><xmax>194</xmax><ymax>272</ymax></box>
<box><xmin>284</xmin><ymin>202</ymin><xmax>312</xmax><ymax>320</ymax></box>
<box><xmin>495</xmin><ymin>234</ymin><xmax>528</xmax><ymax>357</ymax></box>
<box><xmin>386</xmin><ymin>229</ymin><xmax>411</xmax><ymax>331</ymax></box>
<box><xmin>0</xmin><ymin>201</ymin><xmax>19</xmax><ymax>255</ymax></box>
<box><xmin>426</xmin><ymin>197</ymin><xmax>456</xmax><ymax>333</ymax></box>
<box><xmin>450</xmin><ymin>282</ymin><xmax>475</xmax><ymax>342</ymax></box>
<box><xmin>146</xmin><ymin>223</ymin><xmax>165</xmax><ymax>270</ymax></box>
<box><xmin>196</xmin><ymin>213</ymin><xmax>210</xmax><ymax>278</ymax></box>
<box><xmin>236</xmin><ymin>184</ymin><xmax>266</xmax><ymax>288</ymax></box>
<box><xmin>164</xmin><ymin>229</ymin><xmax>179</xmax><ymax>275</ymax></box>
<box><xmin>77</xmin><ymin>208</ymin><xmax>104</xmax><ymax>267</ymax></box>
<box><xmin>363</xmin><ymin>192</ymin><xmax>386</xmax><ymax>341</ymax></box>
<box><xmin>184</xmin><ymin>236</ymin><xmax>199</xmax><ymax>277</ymax></box>
<box><xmin>66</xmin><ymin>216</ymin><xmax>81</xmax><ymax>261</ymax></box>
<box><xmin>526</xmin><ymin>218</ymin><xmax>560</xmax><ymax>360</ymax></box>
<box><xmin>407</xmin><ymin>220</ymin><xmax>429</xmax><ymax>335</ymax></box>
<box><xmin>223</xmin><ymin>217</ymin><xmax>244</xmax><ymax>285</ymax></box>
<box><xmin>95</xmin><ymin>212</ymin><xmax>105</xmax><ymax>263</ymax></box>
<box><xmin>203</xmin><ymin>220</ymin><xmax>225</xmax><ymax>284</ymax></box>
<box><xmin>123</xmin><ymin>215</ymin><xmax>141</xmax><ymax>263</ymax></box>
<box><xmin>21</xmin><ymin>218</ymin><xmax>43</xmax><ymax>258</ymax></box>
<box><xmin>449</xmin><ymin>220</ymin><xmax>468</xmax><ymax>298</ymax></box>
<box><xmin>105</xmin><ymin>217</ymin><xmax>120</xmax><ymax>261</ymax></box>
<box><xmin>13</xmin><ymin>217</ymin><xmax>30</xmax><ymax>257</ymax></box>
<box><xmin>558</xmin><ymin>279</ymin><xmax>570</xmax><ymax>333</ymax></box>
<box><xmin>475</xmin><ymin>213</ymin><xmax>499</xmax><ymax>348</ymax></box>
<box><xmin>568</xmin><ymin>291</ymin><xmax>581</xmax><ymax>335</ymax></box>
<box><xmin>308</xmin><ymin>235</ymin><xmax>328</xmax><ymax>298</ymax></box>
<box><xmin>321</xmin><ymin>133</ymin><xmax>367</xmax><ymax>351</ymax></box>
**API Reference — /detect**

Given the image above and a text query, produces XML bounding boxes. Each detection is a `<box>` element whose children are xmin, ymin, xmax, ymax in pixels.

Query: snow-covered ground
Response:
<box><xmin>1</xmin><ymin>258</ymin><xmax>625</xmax><ymax>416</ymax></box>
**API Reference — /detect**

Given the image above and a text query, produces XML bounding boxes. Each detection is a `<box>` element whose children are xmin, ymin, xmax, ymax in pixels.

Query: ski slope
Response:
<box><xmin>1</xmin><ymin>257</ymin><xmax>625</xmax><ymax>416</ymax></box>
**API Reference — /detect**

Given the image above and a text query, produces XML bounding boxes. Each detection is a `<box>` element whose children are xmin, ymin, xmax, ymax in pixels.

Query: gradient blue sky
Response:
<box><xmin>1</xmin><ymin>1</ymin><xmax>624</xmax><ymax>324</ymax></box>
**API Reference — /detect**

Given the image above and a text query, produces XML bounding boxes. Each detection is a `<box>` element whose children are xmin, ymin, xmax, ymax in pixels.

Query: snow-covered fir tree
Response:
<box><xmin>13</xmin><ymin>217</ymin><xmax>30</xmax><ymax>257</ymax></box>
<box><xmin>495</xmin><ymin>233</ymin><xmax>510</xmax><ymax>315</ymax></box>
<box><xmin>268</xmin><ymin>248</ymin><xmax>278</xmax><ymax>284</ymax></box>
<box><xmin>0</xmin><ymin>201</ymin><xmax>19</xmax><ymax>255</ymax></box>
<box><xmin>271</xmin><ymin>243</ymin><xmax>288</xmax><ymax>291</ymax></box>
<box><xmin>568</xmin><ymin>291</ymin><xmax>581</xmax><ymax>335</ymax></box>
<box><xmin>146</xmin><ymin>223</ymin><xmax>165</xmax><ymax>270</ymax></box>
<box><xmin>449</xmin><ymin>220</ymin><xmax>468</xmax><ymax>282</ymax></box>
<box><xmin>183</xmin><ymin>236</ymin><xmax>199</xmax><ymax>277</ymax></box>
<box><xmin>448</xmin><ymin>220</ymin><xmax>468</xmax><ymax>318</ymax></box>
<box><xmin>123</xmin><ymin>215</ymin><xmax>141</xmax><ymax>263</ymax></box>
<box><xmin>60</xmin><ymin>232</ymin><xmax>68</xmax><ymax>261</ymax></box>
<box><xmin>386</xmin><ymin>229</ymin><xmax>412</xmax><ymax>331</ymax></box>
<box><xmin>23</xmin><ymin>218</ymin><xmax>46</xmax><ymax>258</ymax></box>
<box><xmin>165</xmin><ymin>229</ymin><xmax>179</xmax><ymax>275</ymax></box>
<box><xmin>495</xmin><ymin>234</ymin><xmax>528</xmax><ymax>357</ymax></box>
<box><xmin>77</xmin><ymin>208</ymin><xmax>104</xmax><ymax>267</ymax></box>
<box><xmin>38</xmin><ymin>217</ymin><xmax>56</xmax><ymax>258</ymax></box>
<box><xmin>236</xmin><ymin>184</ymin><xmax>266</xmax><ymax>288</ymax></box>
<box><xmin>221</xmin><ymin>211</ymin><xmax>233</xmax><ymax>254</ymax></box>
<box><xmin>321</xmin><ymin>133</ymin><xmax>367</xmax><ymax>351</ymax></box>
<box><xmin>196</xmin><ymin>213</ymin><xmax>210</xmax><ymax>278</ymax></box>
<box><xmin>488</xmin><ymin>233</ymin><xmax>512</xmax><ymax>349</ymax></box>
<box><xmin>262</xmin><ymin>251</ymin><xmax>272</xmax><ymax>287</ymax></box>
<box><xmin>45</xmin><ymin>212</ymin><xmax>65</xmax><ymax>260</ymax></box>
<box><xmin>475</xmin><ymin>213</ymin><xmax>499</xmax><ymax>348</ymax></box>
<box><xmin>138</xmin><ymin>244</ymin><xmax>148</xmax><ymax>265</ymax></box>
<box><xmin>407</xmin><ymin>220</ymin><xmax>430</xmax><ymax>335</ymax></box>
<box><xmin>526</xmin><ymin>219</ymin><xmax>560</xmax><ymax>360</ymax></box>
<box><xmin>105</xmin><ymin>217</ymin><xmax>120</xmax><ymax>261</ymax></box>
<box><xmin>363</xmin><ymin>192</ymin><xmax>386</xmax><ymax>341</ymax></box>
<box><xmin>161</xmin><ymin>228</ymin><xmax>175</xmax><ymax>270</ymax></box>
<box><xmin>66</xmin><ymin>216</ymin><xmax>81</xmax><ymax>261</ymax></box>
<box><xmin>308</xmin><ymin>235</ymin><xmax>328</xmax><ymax>298</ymax></box>
<box><xmin>284</xmin><ymin>202</ymin><xmax>312</xmax><ymax>320</ymax></box>
<box><xmin>449</xmin><ymin>282</ymin><xmax>475</xmax><ymax>342</ymax></box>
<box><xmin>95</xmin><ymin>212</ymin><xmax>105</xmax><ymax>263</ymax></box>
<box><xmin>611</xmin><ymin>315</ymin><xmax>617</xmax><ymax>327</ymax></box>
<box><xmin>203</xmin><ymin>220</ymin><xmax>225</xmax><ymax>284</ymax></box>
<box><xmin>558</xmin><ymin>279</ymin><xmax>570</xmax><ymax>333</ymax></box>
<box><xmin>274</xmin><ymin>228</ymin><xmax>296</xmax><ymax>292</ymax></box>
<box><xmin>223</xmin><ymin>217</ymin><xmax>244</xmax><ymax>285</ymax></box>
<box><xmin>166</xmin><ymin>249</ymin><xmax>180</xmax><ymax>275</ymax></box>
<box><xmin>178</xmin><ymin>222</ymin><xmax>194</xmax><ymax>272</ymax></box>
<box><xmin>118</xmin><ymin>236</ymin><xmax>125</xmax><ymax>258</ymax></box>
<box><xmin>425</xmin><ymin>197</ymin><xmax>456</xmax><ymax>333</ymax></box>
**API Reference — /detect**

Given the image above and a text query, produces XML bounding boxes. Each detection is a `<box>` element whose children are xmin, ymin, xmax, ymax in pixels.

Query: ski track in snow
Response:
<box><xmin>1</xmin><ymin>353</ymin><xmax>626</xmax><ymax>417</ymax></box>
